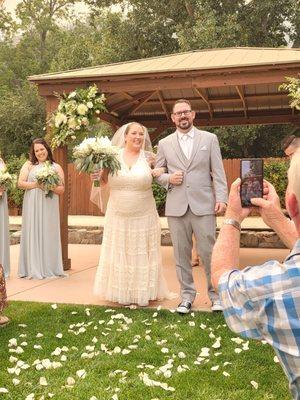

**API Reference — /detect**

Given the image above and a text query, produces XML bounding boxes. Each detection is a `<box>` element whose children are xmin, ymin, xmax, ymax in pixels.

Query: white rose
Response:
<box><xmin>68</xmin><ymin>118</ymin><xmax>77</xmax><ymax>130</ymax></box>
<box><xmin>77</xmin><ymin>104</ymin><xmax>88</xmax><ymax>115</ymax></box>
<box><xmin>55</xmin><ymin>113</ymin><xmax>67</xmax><ymax>127</ymax></box>
<box><xmin>87</xmin><ymin>101</ymin><xmax>93</xmax><ymax>108</ymax></box>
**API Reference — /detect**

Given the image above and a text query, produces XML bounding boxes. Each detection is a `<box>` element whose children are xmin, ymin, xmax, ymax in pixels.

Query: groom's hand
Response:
<box><xmin>169</xmin><ymin>171</ymin><xmax>184</xmax><ymax>185</ymax></box>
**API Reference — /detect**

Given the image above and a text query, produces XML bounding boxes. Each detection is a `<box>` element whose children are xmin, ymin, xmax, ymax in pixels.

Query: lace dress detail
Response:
<box><xmin>94</xmin><ymin>150</ymin><xmax>172</xmax><ymax>306</ymax></box>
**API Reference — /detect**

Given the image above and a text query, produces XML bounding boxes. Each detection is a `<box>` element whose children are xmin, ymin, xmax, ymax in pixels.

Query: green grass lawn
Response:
<box><xmin>0</xmin><ymin>301</ymin><xmax>289</xmax><ymax>400</ymax></box>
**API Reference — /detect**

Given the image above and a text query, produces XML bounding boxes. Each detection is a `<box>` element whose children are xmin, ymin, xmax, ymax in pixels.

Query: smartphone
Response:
<box><xmin>240</xmin><ymin>158</ymin><xmax>263</xmax><ymax>207</ymax></box>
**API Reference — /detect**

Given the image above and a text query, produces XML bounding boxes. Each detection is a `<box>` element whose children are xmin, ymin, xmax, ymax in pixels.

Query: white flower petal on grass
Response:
<box><xmin>164</xmin><ymin>370</ymin><xmax>172</xmax><ymax>378</ymax></box>
<box><xmin>234</xmin><ymin>348</ymin><xmax>242</xmax><ymax>354</ymax></box>
<box><xmin>261</xmin><ymin>340</ymin><xmax>267</xmax><ymax>345</ymax></box>
<box><xmin>9</xmin><ymin>356</ymin><xmax>18</xmax><ymax>363</ymax></box>
<box><xmin>231</xmin><ymin>337</ymin><xmax>244</xmax><ymax>345</ymax></box>
<box><xmin>20</xmin><ymin>341</ymin><xmax>28</xmax><ymax>346</ymax></box>
<box><xmin>112</xmin><ymin>394</ymin><xmax>118</xmax><ymax>400</ymax></box>
<box><xmin>39</xmin><ymin>377</ymin><xmax>48</xmax><ymax>386</ymax></box>
<box><xmin>209</xmin><ymin>332</ymin><xmax>215</xmax><ymax>339</ymax></box>
<box><xmin>56</xmin><ymin>333</ymin><xmax>63</xmax><ymax>339</ymax></box>
<box><xmin>274</xmin><ymin>356</ymin><xmax>279</xmax><ymax>363</ymax></box>
<box><xmin>199</xmin><ymin>347</ymin><xmax>210</xmax><ymax>357</ymax></box>
<box><xmin>223</xmin><ymin>371</ymin><xmax>230</xmax><ymax>377</ymax></box>
<box><xmin>36</xmin><ymin>333</ymin><xmax>44</xmax><ymax>338</ymax></box>
<box><xmin>34</xmin><ymin>345</ymin><xmax>42</xmax><ymax>350</ymax></box>
<box><xmin>152</xmin><ymin>312</ymin><xmax>158</xmax><ymax>318</ymax></box>
<box><xmin>178</xmin><ymin>352</ymin><xmax>186</xmax><ymax>359</ymax></box>
<box><xmin>66</xmin><ymin>377</ymin><xmax>75</xmax><ymax>386</ymax></box>
<box><xmin>12</xmin><ymin>378</ymin><xmax>20</xmax><ymax>385</ymax></box>
<box><xmin>250</xmin><ymin>380</ymin><xmax>258</xmax><ymax>389</ymax></box>
<box><xmin>188</xmin><ymin>321</ymin><xmax>195</xmax><ymax>327</ymax></box>
<box><xmin>212</xmin><ymin>338</ymin><xmax>221</xmax><ymax>349</ymax></box>
<box><xmin>90</xmin><ymin>397</ymin><xmax>98</xmax><ymax>400</ymax></box>
<box><xmin>48</xmin><ymin>393</ymin><xmax>54</xmax><ymax>398</ymax></box>
<box><xmin>242</xmin><ymin>341</ymin><xmax>249</xmax><ymax>351</ymax></box>
<box><xmin>122</xmin><ymin>349</ymin><xmax>131</xmax><ymax>355</ymax></box>
<box><xmin>211</xmin><ymin>365</ymin><xmax>219</xmax><ymax>371</ymax></box>
<box><xmin>0</xmin><ymin>388</ymin><xmax>9</xmax><ymax>393</ymax></box>
<box><xmin>8</xmin><ymin>338</ymin><xmax>17</xmax><ymax>347</ymax></box>
<box><xmin>71</xmin><ymin>311</ymin><xmax>78</xmax><ymax>315</ymax></box>
<box><xmin>61</xmin><ymin>355</ymin><xmax>67</xmax><ymax>362</ymax></box>
<box><xmin>200</xmin><ymin>323</ymin><xmax>207</xmax><ymax>329</ymax></box>
<box><xmin>76</xmin><ymin>369</ymin><xmax>87</xmax><ymax>379</ymax></box>
<box><xmin>18</xmin><ymin>324</ymin><xmax>27</xmax><ymax>328</ymax></box>
<box><xmin>161</xmin><ymin>347</ymin><xmax>169</xmax><ymax>354</ymax></box>
<box><xmin>145</xmin><ymin>335</ymin><xmax>151</xmax><ymax>341</ymax></box>
<box><xmin>51</xmin><ymin>304</ymin><xmax>57</xmax><ymax>310</ymax></box>
<box><xmin>25</xmin><ymin>394</ymin><xmax>35</xmax><ymax>400</ymax></box>
<box><xmin>223</xmin><ymin>361</ymin><xmax>232</xmax><ymax>366</ymax></box>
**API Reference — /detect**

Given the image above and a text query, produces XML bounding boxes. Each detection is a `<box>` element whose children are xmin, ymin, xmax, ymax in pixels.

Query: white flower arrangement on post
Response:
<box><xmin>50</xmin><ymin>85</ymin><xmax>107</xmax><ymax>148</ymax></box>
<box><xmin>73</xmin><ymin>137</ymin><xmax>121</xmax><ymax>186</ymax></box>
<box><xmin>279</xmin><ymin>77</ymin><xmax>300</xmax><ymax>110</ymax></box>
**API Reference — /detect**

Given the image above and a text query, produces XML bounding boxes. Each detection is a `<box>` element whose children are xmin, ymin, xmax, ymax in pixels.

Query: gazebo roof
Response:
<box><xmin>29</xmin><ymin>47</ymin><xmax>300</xmax><ymax>134</ymax></box>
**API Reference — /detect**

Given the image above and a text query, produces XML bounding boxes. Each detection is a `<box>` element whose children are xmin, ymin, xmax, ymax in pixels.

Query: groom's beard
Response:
<box><xmin>177</xmin><ymin>118</ymin><xmax>192</xmax><ymax>131</ymax></box>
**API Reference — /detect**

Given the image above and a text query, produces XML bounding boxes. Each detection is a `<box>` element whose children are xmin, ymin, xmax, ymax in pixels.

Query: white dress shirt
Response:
<box><xmin>177</xmin><ymin>128</ymin><xmax>194</xmax><ymax>159</ymax></box>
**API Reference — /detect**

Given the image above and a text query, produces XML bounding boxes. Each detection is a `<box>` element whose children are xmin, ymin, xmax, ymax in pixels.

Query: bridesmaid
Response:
<box><xmin>0</xmin><ymin>155</ymin><xmax>10</xmax><ymax>278</ymax></box>
<box><xmin>18</xmin><ymin>138</ymin><xmax>66</xmax><ymax>279</ymax></box>
<box><xmin>0</xmin><ymin>264</ymin><xmax>9</xmax><ymax>326</ymax></box>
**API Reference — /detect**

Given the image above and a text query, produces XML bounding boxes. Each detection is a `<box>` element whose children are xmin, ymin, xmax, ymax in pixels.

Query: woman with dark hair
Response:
<box><xmin>0</xmin><ymin>264</ymin><xmax>9</xmax><ymax>326</ymax></box>
<box><xmin>0</xmin><ymin>154</ymin><xmax>10</xmax><ymax>278</ymax></box>
<box><xmin>18</xmin><ymin>138</ymin><xmax>66</xmax><ymax>279</ymax></box>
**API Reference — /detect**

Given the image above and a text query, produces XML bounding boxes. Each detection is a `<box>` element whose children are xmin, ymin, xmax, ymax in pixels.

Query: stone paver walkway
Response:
<box><xmin>7</xmin><ymin>244</ymin><xmax>289</xmax><ymax>311</ymax></box>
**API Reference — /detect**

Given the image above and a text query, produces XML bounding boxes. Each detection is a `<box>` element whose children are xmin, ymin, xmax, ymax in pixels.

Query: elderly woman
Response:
<box><xmin>0</xmin><ymin>264</ymin><xmax>9</xmax><ymax>326</ymax></box>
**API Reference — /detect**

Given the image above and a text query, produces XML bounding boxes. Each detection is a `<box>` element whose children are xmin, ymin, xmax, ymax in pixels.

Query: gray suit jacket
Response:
<box><xmin>155</xmin><ymin>128</ymin><xmax>228</xmax><ymax>217</ymax></box>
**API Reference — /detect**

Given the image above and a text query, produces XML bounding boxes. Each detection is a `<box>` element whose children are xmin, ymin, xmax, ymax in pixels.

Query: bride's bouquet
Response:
<box><xmin>73</xmin><ymin>136</ymin><xmax>121</xmax><ymax>186</ymax></box>
<box><xmin>35</xmin><ymin>161</ymin><xmax>61</xmax><ymax>198</ymax></box>
<box><xmin>0</xmin><ymin>167</ymin><xmax>16</xmax><ymax>198</ymax></box>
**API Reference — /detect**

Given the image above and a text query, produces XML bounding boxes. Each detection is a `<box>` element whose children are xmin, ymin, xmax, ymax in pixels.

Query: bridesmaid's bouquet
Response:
<box><xmin>35</xmin><ymin>162</ymin><xmax>61</xmax><ymax>198</ymax></box>
<box><xmin>73</xmin><ymin>136</ymin><xmax>121</xmax><ymax>186</ymax></box>
<box><xmin>0</xmin><ymin>167</ymin><xmax>16</xmax><ymax>198</ymax></box>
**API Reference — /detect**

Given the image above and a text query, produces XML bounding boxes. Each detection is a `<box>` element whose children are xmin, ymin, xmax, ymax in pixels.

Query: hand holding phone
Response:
<box><xmin>240</xmin><ymin>159</ymin><xmax>263</xmax><ymax>207</ymax></box>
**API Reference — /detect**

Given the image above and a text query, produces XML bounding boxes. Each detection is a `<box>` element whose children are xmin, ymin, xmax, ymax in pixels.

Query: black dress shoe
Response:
<box><xmin>176</xmin><ymin>301</ymin><xmax>192</xmax><ymax>314</ymax></box>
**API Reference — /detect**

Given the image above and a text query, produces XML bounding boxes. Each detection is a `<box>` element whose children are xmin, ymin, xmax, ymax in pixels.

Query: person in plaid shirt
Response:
<box><xmin>211</xmin><ymin>154</ymin><xmax>300</xmax><ymax>399</ymax></box>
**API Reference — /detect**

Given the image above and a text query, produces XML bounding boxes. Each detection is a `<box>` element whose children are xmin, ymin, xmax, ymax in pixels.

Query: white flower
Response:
<box><xmin>77</xmin><ymin>104</ymin><xmax>88</xmax><ymax>115</ymax></box>
<box><xmin>68</xmin><ymin>91</ymin><xmax>77</xmax><ymax>99</ymax></box>
<box><xmin>76</xmin><ymin>369</ymin><xmax>86</xmax><ymax>379</ymax></box>
<box><xmin>250</xmin><ymin>380</ymin><xmax>258</xmax><ymax>389</ymax></box>
<box><xmin>54</xmin><ymin>113</ymin><xmax>67</xmax><ymax>128</ymax></box>
<box><xmin>223</xmin><ymin>371</ymin><xmax>230</xmax><ymax>377</ymax></box>
<box><xmin>39</xmin><ymin>377</ymin><xmax>48</xmax><ymax>386</ymax></box>
<box><xmin>0</xmin><ymin>388</ymin><xmax>9</xmax><ymax>393</ymax></box>
<box><xmin>56</xmin><ymin>333</ymin><xmax>63</xmax><ymax>339</ymax></box>
<box><xmin>161</xmin><ymin>347</ymin><xmax>169</xmax><ymax>353</ymax></box>
<box><xmin>12</xmin><ymin>378</ymin><xmax>20</xmax><ymax>385</ymax></box>
<box><xmin>87</xmin><ymin>101</ymin><xmax>93</xmax><ymax>108</ymax></box>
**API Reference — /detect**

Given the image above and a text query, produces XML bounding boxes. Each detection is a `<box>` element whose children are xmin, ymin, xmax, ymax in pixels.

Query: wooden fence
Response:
<box><xmin>67</xmin><ymin>158</ymin><xmax>284</xmax><ymax>215</ymax></box>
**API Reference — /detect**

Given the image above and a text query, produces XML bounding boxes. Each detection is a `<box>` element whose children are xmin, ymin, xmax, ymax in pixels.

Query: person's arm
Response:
<box><xmin>18</xmin><ymin>161</ymin><xmax>39</xmax><ymax>190</ymax></box>
<box><xmin>154</xmin><ymin>142</ymin><xmax>171</xmax><ymax>188</ymax></box>
<box><xmin>52</xmin><ymin>164</ymin><xmax>65</xmax><ymax>195</ymax></box>
<box><xmin>211</xmin><ymin>178</ymin><xmax>251</xmax><ymax>292</ymax></box>
<box><xmin>251</xmin><ymin>180</ymin><xmax>297</xmax><ymax>249</ymax></box>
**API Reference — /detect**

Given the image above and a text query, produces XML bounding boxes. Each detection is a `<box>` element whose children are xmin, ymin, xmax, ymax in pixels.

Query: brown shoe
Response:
<box><xmin>0</xmin><ymin>315</ymin><xmax>10</xmax><ymax>326</ymax></box>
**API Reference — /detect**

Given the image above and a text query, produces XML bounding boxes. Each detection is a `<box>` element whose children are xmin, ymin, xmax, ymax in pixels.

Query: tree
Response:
<box><xmin>15</xmin><ymin>0</ymin><xmax>79</xmax><ymax>71</ymax></box>
<box><xmin>0</xmin><ymin>83</ymin><xmax>46</xmax><ymax>158</ymax></box>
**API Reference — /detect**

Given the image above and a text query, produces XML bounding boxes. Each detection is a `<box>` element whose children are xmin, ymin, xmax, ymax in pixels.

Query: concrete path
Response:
<box><xmin>7</xmin><ymin>244</ymin><xmax>289</xmax><ymax>312</ymax></box>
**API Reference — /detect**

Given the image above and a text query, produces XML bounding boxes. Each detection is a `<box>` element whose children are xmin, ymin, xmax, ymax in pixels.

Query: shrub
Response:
<box><xmin>152</xmin><ymin>181</ymin><xmax>167</xmax><ymax>215</ymax></box>
<box><xmin>6</xmin><ymin>154</ymin><xmax>27</xmax><ymax>209</ymax></box>
<box><xmin>264</xmin><ymin>159</ymin><xmax>289</xmax><ymax>207</ymax></box>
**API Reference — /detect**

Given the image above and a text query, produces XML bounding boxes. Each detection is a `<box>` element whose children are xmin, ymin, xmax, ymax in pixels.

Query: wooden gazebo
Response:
<box><xmin>29</xmin><ymin>47</ymin><xmax>300</xmax><ymax>269</ymax></box>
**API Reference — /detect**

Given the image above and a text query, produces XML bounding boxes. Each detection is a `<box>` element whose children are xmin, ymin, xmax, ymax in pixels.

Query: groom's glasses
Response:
<box><xmin>172</xmin><ymin>110</ymin><xmax>192</xmax><ymax>117</ymax></box>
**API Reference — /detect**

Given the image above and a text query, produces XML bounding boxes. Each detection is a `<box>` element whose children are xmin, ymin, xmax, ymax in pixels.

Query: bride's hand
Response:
<box><xmin>90</xmin><ymin>170</ymin><xmax>102</xmax><ymax>182</ymax></box>
<box><xmin>152</xmin><ymin>167</ymin><xmax>166</xmax><ymax>177</ymax></box>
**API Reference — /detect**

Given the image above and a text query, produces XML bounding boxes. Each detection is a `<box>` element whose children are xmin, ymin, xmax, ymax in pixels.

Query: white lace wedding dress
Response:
<box><xmin>93</xmin><ymin>149</ymin><xmax>172</xmax><ymax>306</ymax></box>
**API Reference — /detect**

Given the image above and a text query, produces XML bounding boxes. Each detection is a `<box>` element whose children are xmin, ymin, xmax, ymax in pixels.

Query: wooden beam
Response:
<box><xmin>99</xmin><ymin>112</ymin><xmax>122</xmax><ymax>129</ymax></box>
<box><xmin>123</xmin><ymin>91</ymin><xmax>157</xmax><ymax>117</ymax></box>
<box><xmin>150</xmin><ymin>126</ymin><xmax>168</xmax><ymax>142</ymax></box>
<box><xmin>34</xmin><ymin>68</ymin><xmax>300</xmax><ymax>95</ymax></box>
<box><xmin>110</xmin><ymin>92</ymin><xmax>150</xmax><ymax>112</ymax></box>
<box><xmin>157</xmin><ymin>91</ymin><xmax>170</xmax><ymax>120</ymax></box>
<box><xmin>121</xmin><ymin>92</ymin><xmax>134</xmax><ymax>100</ymax></box>
<box><xmin>235</xmin><ymin>85</ymin><xmax>248</xmax><ymax>118</ymax></box>
<box><xmin>194</xmin><ymin>87</ymin><xmax>213</xmax><ymax>119</ymax></box>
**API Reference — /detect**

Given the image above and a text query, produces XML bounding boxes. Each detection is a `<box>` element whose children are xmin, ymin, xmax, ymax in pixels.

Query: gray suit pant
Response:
<box><xmin>168</xmin><ymin>208</ymin><xmax>217</xmax><ymax>304</ymax></box>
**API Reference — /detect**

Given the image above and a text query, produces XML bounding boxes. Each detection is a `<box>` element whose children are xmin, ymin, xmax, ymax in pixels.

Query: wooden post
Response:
<box><xmin>46</xmin><ymin>96</ymin><xmax>71</xmax><ymax>271</ymax></box>
<box><xmin>54</xmin><ymin>145</ymin><xmax>71</xmax><ymax>270</ymax></box>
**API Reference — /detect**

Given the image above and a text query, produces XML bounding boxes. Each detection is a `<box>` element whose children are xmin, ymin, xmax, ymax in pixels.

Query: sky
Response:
<box><xmin>3</xmin><ymin>0</ymin><xmax>89</xmax><ymax>16</ymax></box>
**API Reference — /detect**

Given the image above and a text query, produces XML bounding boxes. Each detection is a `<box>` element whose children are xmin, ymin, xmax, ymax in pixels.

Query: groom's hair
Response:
<box><xmin>172</xmin><ymin>99</ymin><xmax>192</xmax><ymax>113</ymax></box>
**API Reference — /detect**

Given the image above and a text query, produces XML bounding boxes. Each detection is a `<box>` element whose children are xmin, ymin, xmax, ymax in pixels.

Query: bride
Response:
<box><xmin>92</xmin><ymin>122</ymin><xmax>174</xmax><ymax>306</ymax></box>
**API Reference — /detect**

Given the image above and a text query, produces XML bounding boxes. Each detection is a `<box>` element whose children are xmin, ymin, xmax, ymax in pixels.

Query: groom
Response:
<box><xmin>155</xmin><ymin>99</ymin><xmax>228</xmax><ymax>313</ymax></box>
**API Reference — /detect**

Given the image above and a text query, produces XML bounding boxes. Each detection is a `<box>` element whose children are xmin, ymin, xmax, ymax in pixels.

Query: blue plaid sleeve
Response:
<box><xmin>218</xmin><ymin>269</ymin><xmax>262</xmax><ymax>340</ymax></box>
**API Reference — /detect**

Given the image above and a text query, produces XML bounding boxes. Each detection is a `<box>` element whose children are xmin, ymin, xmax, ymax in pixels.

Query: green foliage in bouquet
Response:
<box><xmin>264</xmin><ymin>159</ymin><xmax>289</xmax><ymax>208</ymax></box>
<box><xmin>5</xmin><ymin>154</ymin><xmax>27</xmax><ymax>209</ymax></box>
<box><xmin>279</xmin><ymin>77</ymin><xmax>300</xmax><ymax>110</ymax></box>
<box><xmin>50</xmin><ymin>85</ymin><xmax>107</xmax><ymax>149</ymax></box>
<box><xmin>35</xmin><ymin>161</ymin><xmax>61</xmax><ymax>198</ymax></box>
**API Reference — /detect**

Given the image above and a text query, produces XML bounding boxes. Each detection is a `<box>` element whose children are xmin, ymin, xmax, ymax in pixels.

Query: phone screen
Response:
<box><xmin>240</xmin><ymin>159</ymin><xmax>263</xmax><ymax>207</ymax></box>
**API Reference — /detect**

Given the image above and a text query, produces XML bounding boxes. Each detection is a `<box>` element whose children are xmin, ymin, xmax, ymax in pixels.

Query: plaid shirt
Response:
<box><xmin>219</xmin><ymin>239</ymin><xmax>300</xmax><ymax>399</ymax></box>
